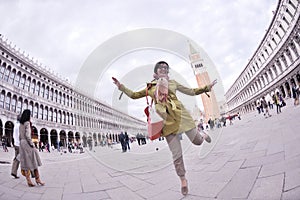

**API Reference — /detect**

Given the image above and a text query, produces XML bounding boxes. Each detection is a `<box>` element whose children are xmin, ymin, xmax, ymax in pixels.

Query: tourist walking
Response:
<box><xmin>19</xmin><ymin>109</ymin><xmax>45</xmax><ymax>187</ymax></box>
<box><xmin>11</xmin><ymin>114</ymin><xmax>21</xmax><ymax>179</ymax></box>
<box><xmin>119</xmin><ymin>132</ymin><xmax>127</xmax><ymax>152</ymax></box>
<box><xmin>2</xmin><ymin>136</ymin><xmax>9</xmax><ymax>152</ymax></box>
<box><xmin>124</xmin><ymin>132</ymin><xmax>130</xmax><ymax>151</ymax></box>
<box><xmin>292</xmin><ymin>83</ymin><xmax>299</xmax><ymax>106</ymax></box>
<box><xmin>261</xmin><ymin>97</ymin><xmax>271</xmax><ymax>118</ymax></box>
<box><xmin>273</xmin><ymin>92</ymin><xmax>281</xmax><ymax>114</ymax></box>
<box><xmin>208</xmin><ymin>118</ymin><xmax>214</xmax><ymax>130</ymax></box>
<box><xmin>112</xmin><ymin>61</ymin><xmax>217</xmax><ymax>196</ymax></box>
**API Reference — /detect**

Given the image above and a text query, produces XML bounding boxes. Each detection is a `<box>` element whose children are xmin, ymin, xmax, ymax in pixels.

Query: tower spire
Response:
<box><xmin>188</xmin><ymin>40</ymin><xmax>198</xmax><ymax>54</ymax></box>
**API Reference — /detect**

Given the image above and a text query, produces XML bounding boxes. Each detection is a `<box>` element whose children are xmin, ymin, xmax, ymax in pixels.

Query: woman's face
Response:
<box><xmin>156</xmin><ymin>63</ymin><xmax>169</xmax><ymax>76</ymax></box>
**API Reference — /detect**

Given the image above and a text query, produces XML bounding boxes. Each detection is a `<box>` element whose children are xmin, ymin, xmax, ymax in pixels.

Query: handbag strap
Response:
<box><xmin>146</xmin><ymin>85</ymin><xmax>149</xmax><ymax>105</ymax></box>
<box><xmin>145</xmin><ymin>84</ymin><xmax>153</xmax><ymax>106</ymax></box>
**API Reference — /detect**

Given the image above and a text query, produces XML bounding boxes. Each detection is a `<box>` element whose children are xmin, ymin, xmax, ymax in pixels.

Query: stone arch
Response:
<box><xmin>279</xmin><ymin>85</ymin><xmax>286</xmax><ymax>97</ymax></box>
<box><xmin>75</xmin><ymin>132</ymin><xmax>80</xmax><ymax>143</ymax></box>
<box><xmin>60</xmin><ymin>130</ymin><xmax>66</xmax><ymax>147</ymax></box>
<box><xmin>40</xmin><ymin>128</ymin><xmax>49</xmax><ymax>145</ymax></box>
<box><xmin>68</xmin><ymin>131</ymin><xmax>74</xmax><ymax>143</ymax></box>
<box><xmin>285</xmin><ymin>81</ymin><xmax>291</xmax><ymax>97</ymax></box>
<box><xmin>31</xmin><ymin>125</ymin><xmax>38</xmax><ymax>147</ymax></box>
<box><xmin>50</xmin><ymin>129</ymin><xmax>58</xmax><ymax>148</ymax></box>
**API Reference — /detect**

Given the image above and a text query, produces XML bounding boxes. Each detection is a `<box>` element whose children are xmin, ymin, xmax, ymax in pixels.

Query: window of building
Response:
<box><xmin>58</xmin><ymin>111</ymin><xmax>65</xmax><ymax>123</ymax></box>
<box><xmin>44</xmin><ymin>107</ymin><xmax>48</xmax><ymax>121</ymax></box>
<box><xmin>61</xmin><ymin>112</ymin><xmax>65</xmax><ymax>124</ymax></box>
<box><xmin>22</xmin><ymin>100</ymin><xmax>28</xmax><ymax>110</ymax></box>
<box><xmin>57</xmin><ymin>92</ymin><xmax>61</xmax><ymax>104</ymax></box>
<box><xmin>14</xmin><ymin>72</ymin><xmax>21</xmax><ymax>87</ymax></box>
<box><xmin>40</xmin><ymin>85</ymin><xmax>45</xmax><ymax>98</ymax></box>
<box><xmin>5</xmin><ymin>94</ymin><xmax>11</xmax><ymax>110</ymax></box>
<box><xmin>53</xmin><ymin>110</ymin><xmax>57</xmax><ymax>122</ymax></box>
<box><xmin>62</xmin><ymin>94</ymin><xmax>65</xmax><ymax>105</ymax></box>
<box><xmin>53</xmin><ymin>91</ymin><xmax>57</xmax><ymax>102</ymax></box>
<box><xmin>39</xmin><ymin>105</ymin><xmax>43</xmax><ymax>119</ymax></box>
<box><xmin>30</xmin><ymin>80</ymin><xmax>36</xmax><ymax>94</ymax></box>
<box><xmin>35</xmin><ymin>82</ymin><xmax>40</xmax><ymax>96</ymax></box>
<box><xmin>0</xmin><ymin>92</ymin><xmax>5</xmax><ymax>108</ymax></box>
<box><xmin>58</xmin><ymin>111</ymin><xmax>61</xmax><ymax>123</ymax></box>
<box><xmin>28</xmin><ymin>102</ymin><xmax>33</xmax><ymax>116</ymax></box>
<box><xmin>20</xmin><ymin>75</ymin><xmax>25</xmax><ymax>89</ymax></box>
<box><xmin>0</xmin><ymin>64</ymin><xmax>5</xmax><ymax>79</ymax></box>
<box><xmin>25</xmin><ymin>78</ymin><xmax>30</xmax><ymax>91</ymax></box>
<box><xmin>49</xmin><ymin>88</ymin><xmax>53</xmax><ymax>101</ymax></box>
<box><xmin>66</xmin><ymin>96</ymin><xmax>69</xmax><ymax>107</ymax></box>
<box><xmin>9</xmin><ymin>70</ymin><xmax>16</xmax><ymax>84</ymax></box>
<box><xmin>16</xmin><ymin>99</ymin><xmax>22</xmax><ymax>114</ymax></box>
<box><xmin>70</xmin><ymin>114</ymin><xmax>73</xmax><ymax>125</ymax></box>
<box><xmin>45</xmin><ymin>87</ymin><xmax>49</xmax><ymax>99</ymax></box>
<box><xmin>49</xmin><ymin>109</ymin><xmax>53</xmax><ymax>122</ymax></box>
<box><xmin>11</xmin><ymin>96</ymin><xmax>17</xmax><ymax>112</ymax></box>
<box><xmin>4</xmin><ymin>67</ymin><xmax>10</xmax><ymax>82</ymax></box>
<box><xmin>66</xmin><ymin>114</ymin><xmax>69</xmax><ymax>125</ymax></box>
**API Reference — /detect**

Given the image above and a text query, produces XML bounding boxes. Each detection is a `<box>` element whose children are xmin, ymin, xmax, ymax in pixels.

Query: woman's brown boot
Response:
<box><xmin>34</xmin><ymin>169</ymin><xmax>45</xmax><ymax>186</ymax></box>
<box><xmin>181</xmin><ymin>178</ymin><xmax>188</xmax><ymax>196</ymax></box>
<box><xmin>23</xmin><ymin>170</ymin><xmax>35</xmax><ymax>187</ymax></box>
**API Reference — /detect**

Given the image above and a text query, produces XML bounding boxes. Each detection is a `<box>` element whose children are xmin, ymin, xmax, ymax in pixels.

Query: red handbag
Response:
<box><xmin>144</xmin><ymin>86</ymin><xmax>163</xmax><ymax>140</ymax></box>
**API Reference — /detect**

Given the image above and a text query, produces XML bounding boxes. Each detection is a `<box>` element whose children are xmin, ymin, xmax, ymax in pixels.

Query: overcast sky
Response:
<box><xmin>0</xmin><ymin>0</ymin><xmax>277</xmax><ymax>117</ymax></box>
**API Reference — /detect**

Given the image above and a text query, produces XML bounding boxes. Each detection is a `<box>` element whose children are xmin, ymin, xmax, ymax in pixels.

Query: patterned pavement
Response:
<box><xmin>0</xmin><ymin>98</ymin><xmax>299</xmax><ymax>200</ymax></box>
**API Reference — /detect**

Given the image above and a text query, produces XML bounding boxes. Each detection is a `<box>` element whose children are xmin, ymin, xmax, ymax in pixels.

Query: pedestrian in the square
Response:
<box><xmin>273</xmin><ymin>93</ymin><xmax>281</xmax><ymax>114</ymax></box>
<box><xmin>19</xmin><ymin>109</ymin><xmax>45</xmax><ymax>187</ymax></box>
<box><xmin>124</xmin><ymin>132</ymin><xmax>130</xmax><ymax>151</ymax></box>
<box><xmin>261</xmin><ymin>97</ymin><xmax>271</xmax><ymax>118</ymax></box>
<box><xmin>11</xmin><ymin>113</ymin><xmax>21</xmax><ymax>179</ymax></box>
<box><xmin>119</xmin><ymin>132</ymin><xmax>127</xmax><ymax>152</ymax></box>
<box><xmin>2</xmin><ymin>136</ymin><xmax>8</xmax><ymax>152</ymax></box>
<box><xmin>292</xmin><ymin>83</ymin><xmax>299</xmax><ymax>106</ymax></box>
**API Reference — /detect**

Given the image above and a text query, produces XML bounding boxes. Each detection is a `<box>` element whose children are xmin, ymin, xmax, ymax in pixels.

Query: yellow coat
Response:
<box><xmin>119</xmin><ymin>79</ymin><xmax>210</xmax><ymax>137</ymax></box>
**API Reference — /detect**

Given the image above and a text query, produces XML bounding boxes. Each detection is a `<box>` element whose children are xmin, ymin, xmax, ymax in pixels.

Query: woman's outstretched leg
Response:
<box><xmin>185</xmin><ymin>127</ymin><xmax>211</xmax><ymax>145</ymax></box>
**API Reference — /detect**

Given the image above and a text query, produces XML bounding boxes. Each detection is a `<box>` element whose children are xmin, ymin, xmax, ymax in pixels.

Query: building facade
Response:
<box><xmin>225</xmin><ymin>0</ymin><xmax>300</xmax><ymax>114</ymax></box>
<box><xmin>0</xmin><ymin>36</ymin><xmax>146</xmax><ymax>148</ymax></box>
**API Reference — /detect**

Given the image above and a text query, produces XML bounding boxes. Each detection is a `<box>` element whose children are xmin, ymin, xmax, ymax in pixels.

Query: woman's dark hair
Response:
<box><xmin>20</xmin><ymin>109</ymin><xmax>31</xmax><ymax>124</ymax></box>
<box><xmin>154</xmin><ymin>61</ymin><xmax>169</xmax><ymax>73</ymax></box>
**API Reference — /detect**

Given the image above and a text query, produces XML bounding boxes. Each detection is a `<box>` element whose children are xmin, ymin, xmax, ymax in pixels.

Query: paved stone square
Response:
<box><xmin>0</xmin><ymin>98</ymin><xmax>300</xmax><ymax>200</ymax></box>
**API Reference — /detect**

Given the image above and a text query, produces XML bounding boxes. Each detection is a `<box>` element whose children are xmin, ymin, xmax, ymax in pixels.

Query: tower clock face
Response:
<box><xmin>195</xmin><ymin>63</ymin><xmax>203</xmax><ymax>69</ymax></box>
<box><xmin>192</xmin><ymin>61</ymin><xmax>205</xmax><ymax>75</ymax></box>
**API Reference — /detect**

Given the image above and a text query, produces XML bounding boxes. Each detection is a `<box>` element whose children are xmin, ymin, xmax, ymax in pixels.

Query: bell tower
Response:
<box><xmin>188</xmin><ymin>41</ymin><xmax>220</xmax><ymax>121</ymax></box>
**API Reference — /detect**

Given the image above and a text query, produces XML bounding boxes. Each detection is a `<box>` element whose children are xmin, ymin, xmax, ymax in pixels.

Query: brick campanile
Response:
<box><xmin>188</xmin><ymin>41</ymin><xmax>220</xmax><ymax>122</ymax></box>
